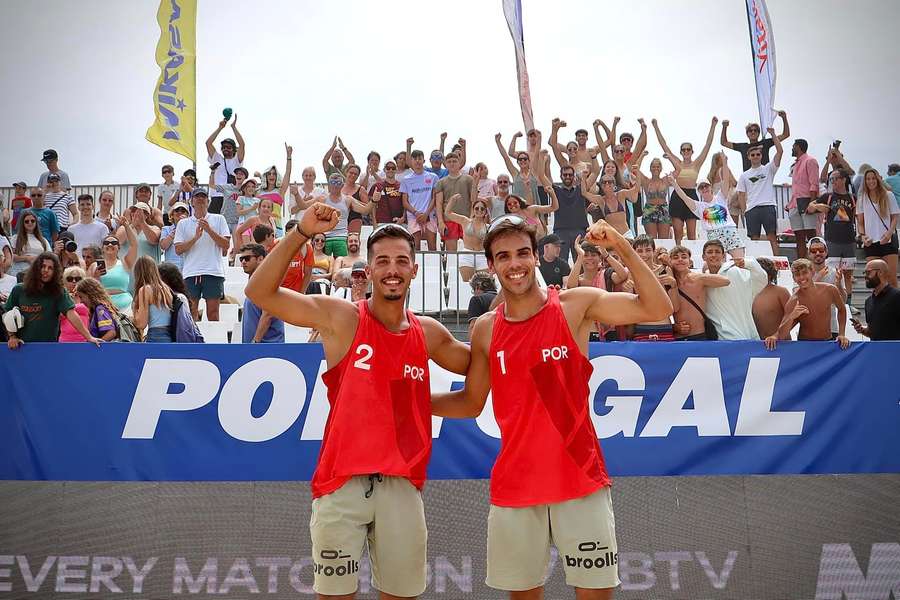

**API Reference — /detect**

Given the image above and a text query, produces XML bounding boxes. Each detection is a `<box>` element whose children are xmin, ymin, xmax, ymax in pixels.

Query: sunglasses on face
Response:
<box><xmin>24</xmin><ymin>219</ymin><xmax>37</xmax><ymax>224</ymax></box>
<box><xmin>601</xmin><ymin>180</ymin><xmax>615</xmax><ymax>185</ymax></box>
<box><xmin>30</xmin><ymin>193</ymin><xmax>43</xmax><ymax>198</ymax></box>
<box><xmin>517</xmin><ymin>157</ymin><xmax>529</xmax><ymax>162</ymax></box>
<box><xmin>313</xmin><ymin>238</ymin><xmax>325</xmax><ymax>244</ymax></box>
<box><xmin>474</xmin><ymin>206</ymin><xmax>487</xmax><ymax>212</ymax></box>
<box><xmin>66</xmin><ymin>276</ymin><xmax>83</xmax><ymax>283</ymax></box>
<box><xmin>238</xmin><ymin>255</ymin><xmax>254</xmax><ymax>263</ymax></box>
<box><xmin>102</xmin><ymin>240</ymin><xmax>119</xmax><ymax>246</ymax></box>
<box><xmin>498</xmin><ymin>180</ymin><xmax>510</xmax><ymax>185</ymax></box>
<box><xmin>681</xmin><ymin>148</ymin><xmax>692</xmax><ymax>153</ymax></box>
<box><xmin>385</xmin><ymin>166</ymin><xmax>397</xmax><ymax>170</ymax></box>
<box><xmin>614</xmin><ymin>149</ymin><xmax>625</xmax><ymax>154</ymax></box>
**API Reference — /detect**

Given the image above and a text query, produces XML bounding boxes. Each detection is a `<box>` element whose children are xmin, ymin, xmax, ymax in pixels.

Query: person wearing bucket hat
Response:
<box><xmin>37</xmin><ymin>149</ymin><xmax>71</xmax><ymax>190</ymax></box>
<box><xmin>118</xmin><ymin>201</ymin><xmax>161</xmax><ymax>264</ymax></box>
<box><xmin>8</xmin><ymin>182</ymin><xmax>32</xmax><ymax>230</ymax></box>
<box><xmin>205</xmin><ymin>113</ymin><xmax>245</xmax><ymax>214</ymax></box>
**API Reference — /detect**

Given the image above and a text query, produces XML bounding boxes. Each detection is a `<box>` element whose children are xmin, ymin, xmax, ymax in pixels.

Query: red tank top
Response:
<box><xmin>312</xmin><ymin>300</ymin><xmax>432</xmax><ymax>498</ymax></box>
<box><xmin>488</xmin><ymin>287</ymin><xmax>610</xmax><ymax>507</ymax></box>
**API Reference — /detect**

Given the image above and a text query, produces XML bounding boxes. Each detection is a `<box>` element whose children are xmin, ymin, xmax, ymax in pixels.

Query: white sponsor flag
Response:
<box><xmin>502</xmin><ymin>0</ymin><xmax>534</xmax><ymax>132</ymax></box>
<box><xmin>745</xmin><ymin>0</ymin><xmax>777</xmax><ymax>132</ymax></box>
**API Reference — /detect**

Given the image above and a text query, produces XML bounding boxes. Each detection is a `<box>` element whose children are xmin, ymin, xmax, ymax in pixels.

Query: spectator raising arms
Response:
<box><xmin>206</xmin><ymin>114</ymin><xmax>246</xmax><ymax>215</ymax></box>
<box><xmin>4</xmin><ymin>252</ymin><xmax>100</xmax><ymax>349</ymax></box>
<box><xmin>73</xmin><ymin>277</ymin><xmax>123</xmax><ymax>342</ymax></box>
<box><xmin>131</xmin><ymin>256</ymin><xmax>174</xmax><ymax>343</ymax></box>
<box><xmin>257</xmin><ymin>143</ymin><xmax>293</xmax><ymax>234</ymax></box>
<box><xmin>652</xmin><ymin>116</ymin><xmax>718</xmax><ymax>243</ymax></box>
<box><xmin>88</xmin><ymin>227</ymin><xmax>137</xmax><ymax>312</ymax></box>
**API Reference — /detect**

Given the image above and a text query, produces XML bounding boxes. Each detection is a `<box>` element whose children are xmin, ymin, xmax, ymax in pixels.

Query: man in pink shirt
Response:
<box><xmin>788</xmin><ymin>138</ymin><xmax>820</xmax><ymax>258</ymax></box>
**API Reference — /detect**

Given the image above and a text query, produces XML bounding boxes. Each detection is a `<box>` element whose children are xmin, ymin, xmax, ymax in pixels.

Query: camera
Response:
<box><xmin>65</xmin><ymin>240</ymin><xmax>78</xmax><ymax>253</ymax></box>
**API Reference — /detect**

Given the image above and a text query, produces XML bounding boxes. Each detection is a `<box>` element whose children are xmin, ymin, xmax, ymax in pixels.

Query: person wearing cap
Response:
<box><xmin>347</xmin><ymin>260</ymin><xmax>370</xmax><ymax>302</ymax></box>
<box><xmin>68</xmin><ymin>194</ymin><xmax>109</xmax><ymax>252</ymax></box>
<box><xmin>538</xmin><ymin>233</ymin><xmax>571</xmax><ymax>287</ymax></box>
<box><xmin>157</xmin><ymin>165</ymin><xmax>179</xmax><ymax>216</ymax></box>
<box><xmin>205</xmin><ymin>114</ymin><xmax>246</xmax><ymax>215</ymax></box>
<box><xmin>426</xmin><ymin>150</ymin><xmax>449</xmax><ymax>179</ymax></box>
<box><xmin>400</xmin><ymin>150</ymin><xmax>441</xmax><ymax>251</ymax></box>
<box><xmin>132</xmin><ymin>183</ymin><xmax>165</xmax><ymax>227</ymax></box>
<box><xmin>8</xmin><ymin>182</ymin><xmax>32</xmax><ymax>230</ymax></box>
<box><xmin>52</xmin><ymin>230</ymin><xmax>83</xmax><ymax>270</ymax></box>
<box><xmin>43</xmin><ymin>173</ymin><xmax>76</xmax><ymax>229</ymax></box>
<box><xmin>37</xmin><ymin>149</ymin><xmax>71</xmax><ymax>190</ymax></box>
<box><xmin>159</xmin><ymin>202</ymin><xmax>191</xmax><ymax>270</ymax></box>
<box><xmin>322</xmin><ymin>136</ymin><xmax>355</xmax><ymax>177</ymax></box>
<box><xmin>321</xmin><ymin>172</ymin><xmax>370</xmax><ymax>257</ymax></box>
<box><xmin>117</xmin><ymin>201</ymin><xmax>161</xmax><ymax>264</ymax></box>
<box><xmin>174</xmin><ymin>188</ymin><xmax>232</xmax><ymax>321</ymax></box>
<box><xmin>721</xmin><ymin>110</ymin><xmax>791</xmax><ymax>172</ymax></box>
<box><xmin>237</xmin><ymin>243</ymin><xmax>284</xmax><ymax>343</ymax></box>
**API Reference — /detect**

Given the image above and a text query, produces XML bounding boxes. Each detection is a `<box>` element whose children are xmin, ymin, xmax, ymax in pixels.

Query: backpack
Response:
<box><xmin>114</xmin><ymin>311</ymin><xmax>142</xmax><ymax>342</ymax></box>
<box><xmin>169</xmin><ymin>293</ymin><xmax>204</xmax><ymax>343</ymax></box>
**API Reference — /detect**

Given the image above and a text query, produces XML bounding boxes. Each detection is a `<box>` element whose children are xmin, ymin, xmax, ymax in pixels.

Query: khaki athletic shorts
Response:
<box><xmin>486</xmin><ymin>486</ymin><xmax>619</xmax><ymax>591</ymax></box>
<box><xmin>310</xmin><ymin>475</ymin><xmax>427</xmax><ymax>597</ymax></box>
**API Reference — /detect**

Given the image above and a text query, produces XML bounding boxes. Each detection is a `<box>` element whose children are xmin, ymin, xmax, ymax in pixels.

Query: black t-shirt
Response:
<box><xmin>468</xmin><ymin>291</ymin><xmax>497</xmax><ymax>322</ymax></box>
<box><xmin>865</xmin><ymin>286</ymin><xmax>900</xmax><ymax>340</ymax></box>
<box><xmin>733</xmin><ymin>138</ymin><xmax>776</xmax><ymax>172</ymax></box>
<box><xmin>539</xmin><ymin>257</ymin><xmax>572</xmax><ymax>287</ymax></box>
<box><xmin>552</xmin><ymin>184</ymin><xmax>589</xmax><ymax>231</ymax></box>
<box><xmin>822</xmin><ymin>192</ymin><xmax>856</xmax><ymax>244</ymax></box>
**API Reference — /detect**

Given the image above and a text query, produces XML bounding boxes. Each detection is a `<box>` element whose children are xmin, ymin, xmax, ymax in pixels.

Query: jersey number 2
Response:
<box><xmin>354</xmin><ymin>344</ymin><xmax>374</xmax><ymax>371</ymax></box>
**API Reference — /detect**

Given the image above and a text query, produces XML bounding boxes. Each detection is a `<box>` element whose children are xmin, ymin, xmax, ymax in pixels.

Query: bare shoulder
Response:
<box><xmin>560</xmin><ymin>286</ymin><xmax>607</xmax><ymax>303</ymax></box>
<box><xmin>470</xmin><ymin>312</ymin><xmax>497</xmax><ymax>352</ymax></box>
<box><xmin>417</xmin><ymin>314</ymin><xmax>452</xmax><ymax>340</ymax></box>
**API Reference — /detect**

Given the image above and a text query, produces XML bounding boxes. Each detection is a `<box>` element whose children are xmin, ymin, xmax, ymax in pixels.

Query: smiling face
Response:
<box><xmin>865</xmin><ymin>170</ymin><xmax>879</xmax><ymax>191</ymax></box>
<box><xmin>634</xmin><ymin>243</ymin><xmax>655</xmax><ymax>265</ymax></box>
<box><xmin>258</xmin><ymin>198</ymin><xmax>274</xmax><ymax>218</ymax></box>
<box><xmin>650</xmin><ymin>158</ymin><xmax>663</xmax><ymax>177</ymax></box>
<box><xmin>792</xmin><ymin>265</ymin><xmax>813</xmax><ymax>289</ymax></box>
<box><xmin>669</xmin><ymin>250</ymin><xmax>692</xmax><ymax>274</ymax></box>
<box><xmin>808</xmin><ymin>241</ymin><xmax>827</xmax><ymax>265</ymax></box>
<box><xmin>302</xmin><ymin>167</ymin><xmax>316</xmax><ymax>185</ymax></box>
<box><xmin>102</xmin><ymin>236</ymin><xmax>120</xmax><ymax>258</ymax></box>
<box><xmin>565</xmin><ymin>142</ymin><xmax>578</xmax><ymax>159</ymax></box>
<box><xmin>582</xmin><ymin>250</ymin><xmax>601</xmax><ymax>270</ymax></box>
<box><xmin>575</xmin><ymin>131</ymin><xmax>588</xmax><ymax>146</ymax></box>
<box><xmin>347</xmin><ymin>233</ymin><xmax>360</xmax><ymax>254</ymax></box>
<box><xmin>703</xmin><ymin>244</ymin><xmax>725</xmax><ymax>270</ymax></box>
<box><xmin>745</xmin><ymin>124</ymin><xmax>761</xmax><ymax>142</ymax></box>
<box><xmin>505</xmin><ymin>197</ymin><xmax>521</xmax><ymax>213</ymax></box>
<box><xmin>488</xmin><ymin>231</ymin><xmax>538</xmax><ymax>297</ymax></box>
<box><xmin>368</xmin><ymin>237</ymin><xmax>417</xmax><ymax>302</ymax></box>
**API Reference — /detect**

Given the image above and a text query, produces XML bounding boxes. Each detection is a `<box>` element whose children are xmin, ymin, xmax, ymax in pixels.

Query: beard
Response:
<box><xmin>865</xmin><ymin>277</ymin><xmax>879</xmax><ymax>289</ymax></box>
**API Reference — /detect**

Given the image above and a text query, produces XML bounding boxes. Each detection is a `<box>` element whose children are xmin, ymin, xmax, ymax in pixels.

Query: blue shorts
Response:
<box><xmin>184</xmin><ymin>274</ymin><xmax>225</xmax><ymax>300</ymax></box>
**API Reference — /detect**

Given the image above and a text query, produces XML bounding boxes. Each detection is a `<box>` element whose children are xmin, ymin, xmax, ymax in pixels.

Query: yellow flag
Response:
<box><xmin>145</xmin><ymin>0</ymin><xmax>196</xmax><ymax>162</ymax></box>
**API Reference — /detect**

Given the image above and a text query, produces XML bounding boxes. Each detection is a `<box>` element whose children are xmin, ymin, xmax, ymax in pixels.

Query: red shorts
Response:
<box><xmin>632</xmin><ymin>324</ymin><xmax>675</xmax><ymax>342</ymax></box>
<box><xmin>443</xmin><ymin>220</ymin><xmax>463</xmax><ymax>241</ymax></box>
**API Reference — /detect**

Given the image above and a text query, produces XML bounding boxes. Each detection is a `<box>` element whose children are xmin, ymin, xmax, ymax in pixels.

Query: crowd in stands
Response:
<box><xmin>2</xmin><ymin>111</ymin><xmax>899</xmax><ymax>347</ymax></box>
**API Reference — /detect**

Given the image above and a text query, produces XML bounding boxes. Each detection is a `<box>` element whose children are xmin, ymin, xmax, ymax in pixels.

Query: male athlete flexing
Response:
<box><xmin>433</xmin><ymin>216</ymin><xmax>672</xmax><ymax>599</ymax></box>
<box><xmin>247</xmin><ymin>203</ymin><xmax>469</xmax><ymax>600</ymax></box>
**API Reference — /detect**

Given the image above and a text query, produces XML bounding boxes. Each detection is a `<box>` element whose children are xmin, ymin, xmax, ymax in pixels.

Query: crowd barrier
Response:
<box><xmin>1</xmin><ymin>342</ymin><xmax>897</xmax><ymax>599</ymax></box>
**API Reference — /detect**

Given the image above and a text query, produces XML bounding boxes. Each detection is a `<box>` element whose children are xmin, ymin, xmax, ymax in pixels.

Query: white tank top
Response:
<box><xmin>323</xmin><ymin>195</ymin><xmax>349</xmax><ymax>238</ymax></box>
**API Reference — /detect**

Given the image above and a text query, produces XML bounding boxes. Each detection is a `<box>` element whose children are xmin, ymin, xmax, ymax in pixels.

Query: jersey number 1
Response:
<box><xmin>354</xmin><ymin>344</ymin><xmax>374</xmax><ymax>371</ymax></box>
<box><xmin>496</xmin><ymin>350</ymin><xmax>507</xmax><ymax>375</ymax></box>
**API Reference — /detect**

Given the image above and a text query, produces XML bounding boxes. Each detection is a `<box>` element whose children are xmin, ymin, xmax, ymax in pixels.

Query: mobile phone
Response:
<box><xmin>832</xmin><ymin>140</ymin><xmax>842</xmax><ymax>149</ymax></box>
<box><xmin>210</xmin><ymin>162</ymin><xmax>221</xmax><ymax>170</ymax></box>
<box><xmin>95</xmin><ymin>259</ymin><xmax>106</xmax><ymax>275</ymax></box>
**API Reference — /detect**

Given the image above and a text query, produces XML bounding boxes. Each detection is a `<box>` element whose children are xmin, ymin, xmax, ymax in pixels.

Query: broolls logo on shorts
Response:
<box><xmin>313</xmin><ymin>549</ymin><xmax>359</xmax><ymax>578</ymax></box>
<box><xmin>565</xmin><ymin>542</ymin><xmax>618</xmax><ymax>570</ymax></box>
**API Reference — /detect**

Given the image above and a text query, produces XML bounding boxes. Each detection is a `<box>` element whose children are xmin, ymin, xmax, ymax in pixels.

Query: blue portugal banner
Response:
<box><xmin>1</xmin><ymin>342</ymin><xmax>898</xmax><ymax>481</ymax></box>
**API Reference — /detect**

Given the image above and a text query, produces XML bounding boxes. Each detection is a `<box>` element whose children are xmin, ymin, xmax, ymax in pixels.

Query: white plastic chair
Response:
<box><xmin>196</xmin><ymin>320</ymin><xmax>231</xmax><ymax>343</ymax></box>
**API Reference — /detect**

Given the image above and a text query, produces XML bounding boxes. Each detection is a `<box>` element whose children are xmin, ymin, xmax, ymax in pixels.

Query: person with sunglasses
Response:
<box><xmin>652</xmin><ymin>116</ymin><xmax>719</xmax><ymax>243</ymax></box>
<box><xmin>205</xmin><ymin>114</ymin><xmax>246</xmax><ymax>215</ymax></box>
<box><xmin>245</xmin><ymin>205</ymin><xmax>469</xmax><ymax>599</ymax></box>
<box><xmin>581</xmin><ymin>169</ymin><xmax>642</xmax><ymax>239</ymax></box>
<box><xmin>25</xmin><ymin>187</ymin><xmax>60</xmax><ymax>243</ymax></box>
<box><xmin>370</xmin><ymin>160</ymin><xmax>406</xmax><ymax>226</ymax></box>
<box><xmin>10</xmin><ymin>210</ymin><xmax>49</xmax><ymax>278</ymax></box>
<box><xmin>288</xmin><ymin>166</ymin><xmax>327</xmax><ymax>220</ymax></box>
<box><xmin>495</xmin><ymin>134</ymin><xmax>542</xmax><ymax>208</ymax></box>
<box><xmin>58</xmin><ymin>266</ymin><xmax>89</xmax><ymax>342</ymax></box>
<box><xmin>444</xmin><ymin>188</ymin><xmax>491</xmax><ymax>282</ymax></box>
<box><xmin>431</xmin><ymin>216</ymin><xmax>671</xmax><ymax>600</ymax></box>
<box><xmin>721</xmin><ymin>109</ymin><xmax>790</xmax><ymax>171</ymax></box>
<box><xmin>88</xmin><ymin>224</ymin><xmax>137</xmax><ymax>313</ymax></box>
<box><xmin>400</xmin><ymin>150</ymin><xmax>441</xmax><ymax>251</ymax></box>
<box><xmin>807</xmin><ymin>169</ymin><xmax>857</xmax><ymax>308</ymax></box>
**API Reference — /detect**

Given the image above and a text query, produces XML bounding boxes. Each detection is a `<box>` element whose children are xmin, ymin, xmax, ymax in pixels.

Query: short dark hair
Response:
<box><xmin>234</xmin><ymin>167</ymin><xmax>249</xmax><ymax>178</ymax></box>
<box><xmin>366</xmin><ymin>224</ymin><xmax>416</xmax><ymax>258</ymax></box>
<box><xmin>632</xmin><ymin>234</ymin><xmax>655</xmax><ymax>250</ymax></box>
<box><xmin>670</xmin><ymin>244</ymin><xmax>692</xmax><ymax>258</ymax></box>
<box><xmin>77</xmin><ymin>193</ymin><xmax>94</xmax><ymax>204</ymax></box>
<box><xmin>82</xmin><ymin>245</ymin><xmax>101</xmax><ymax>260</ymax></box>
<box><xmin>285</xmin><ymin>219</ymin><xmax>298</xmax><ymax>232</ymax></box>
<box><xmin>747</xmin><ymin>144</ymin><xmax>765</xmax><ymax>156</ymax></box>
<box><xmin>702</xmin><ymin>239</ymin><xmax>726</xmax><ymax>255</ymax></box>
<box><xmin>239</xmin><ymin>243</ymin><xmax>267</xmax><ymax>258</ymax></box>
<box><xmin>470</xmin><ymin>270</ymin><xmax>497</xmax><ymax>293</ymax></box>
<box><xmin>887</xmin><ymin>163</ymin><xmax>900</xmax><ymax>176</ymax></box>
<box><xmin>757</xmin><ymin>257</ymin><xmax>777</xmax><ymax>284</ymax></box>
<box><xmin>158</xmin><ymin>262</ymin><xmax>188</xmax><ymax>296</ymax></box>
<box><xmin>483</xmin><ymin>218</ymin><xmax>537</xmax><ymax>261</ymax></box>
<box><xmin>795</xmin><ymin>138</ymin><xmax>809</xmax><ymax>153</ymax></box>
<box><xmin>445</xmin><ymin>151</ymin><xmax>459</xmax><ymax>161</ymax></box>
<box><xmin>560</xmin><ymin>165</ymin><xmax>575</xmax><ymax>176</ymax></box>
<box><xmin>367</xmin><ymin>151</ymin><xmax>381</xmax><ymax>162</ymax></box>
<box><xmin>581</xmin><ymin>242</ymin><xmax>601</xmax><ymax>256</ymax></box>
<box><xmin>410</xmin><ymin>150</ymin><xmax>424</xmax><ymax>160</ymax></box>
<box><xmin>830</xmin><ymin>167</ymin><xmax>850</xmax><ymax>188</ymax></box>
<box><xmin>252</xmin><ymin>224</ymin><xmax>274</xmax><ymax>243</ymax></box>
<box><xmin>575</xmin><ymin>128</ymin><xmax>589</xmax><ymax>136</ymax></box>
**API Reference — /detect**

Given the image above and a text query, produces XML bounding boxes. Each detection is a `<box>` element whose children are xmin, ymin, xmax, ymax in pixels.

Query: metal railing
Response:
<box><xmin>407</xmin><ymin>249</ymin><xmax>484</xmax><ymax>331</ymax></box>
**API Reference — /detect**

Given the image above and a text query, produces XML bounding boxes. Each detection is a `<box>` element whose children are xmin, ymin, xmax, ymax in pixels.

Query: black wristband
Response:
<box><xmin>296</xmin><ymin>226</ymin><xmax>314</xmax><ymax>240</ymax></box>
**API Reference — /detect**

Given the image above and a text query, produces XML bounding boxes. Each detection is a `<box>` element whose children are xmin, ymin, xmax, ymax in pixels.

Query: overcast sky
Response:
<box><xmin>2</xmin><ymin>0</ymin><xmax>897</xmax><ymax>187</ymax></box>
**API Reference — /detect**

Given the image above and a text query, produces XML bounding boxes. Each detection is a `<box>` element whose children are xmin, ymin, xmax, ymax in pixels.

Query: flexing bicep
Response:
<box><xmin>570</xmin><ymin>287</ymin><xmax>665</xmax><ymax>327</ymax></box>
<box><xmin>251</xmin><ymin>285</ymin><xmax>350</xmax><ymax>333</ymax></box>
<box><xmin>424</xmin><ymin>318</ymin><xmax>471</xmax><ymax>375</ymax></box>
<box><xmin>699</xmin><ymin>273</ymin><xmax>731</xmax><ymax>288</ymax></box>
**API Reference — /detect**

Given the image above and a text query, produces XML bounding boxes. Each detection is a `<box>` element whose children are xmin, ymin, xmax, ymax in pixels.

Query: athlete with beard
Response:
<box><xmin>246</xmin><ymin>203</ymin><xmax>470</xmax><ymax>600</ymax></box>
<box><xmin>432</xmin><ymin>217</ymin><xmax>672</xmax><ymax>600</ymax></box>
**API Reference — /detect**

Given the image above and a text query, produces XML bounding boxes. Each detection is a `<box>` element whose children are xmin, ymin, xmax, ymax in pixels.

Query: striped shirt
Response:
<box><xmin>44</xmin><ymin>191</ymin><xmax>75</xmax><ymax>228</ymax></box>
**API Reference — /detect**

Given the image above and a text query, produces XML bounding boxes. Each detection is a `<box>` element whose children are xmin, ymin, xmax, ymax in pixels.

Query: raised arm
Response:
<box><xmin>665</xmin><ymin>174</ymin><xmax>699</xmax><ymax>213</ymax></box>
<box><xmin>769</xmin><ymin>128</ymin><xmax>784</xmax><ymax>168</ymax></box>
<box><xmin>322</xmin><ymin>137</ymin><xmax>338</xmax><ymax>174</ymax></box>
<box><xmin>205</xmin><ymin>119</ymin><xmax>225</xmax><ymax>159</ymax></box>
<box><xmin>652</xmin><ymin>119</ymin><xmax>680</xmax><ymax>169</ymax></box>
<box><xmin>231</xmin><ymin>114</ymin><xmax>246</xmax><ymax>163</ymax></box>
<box><xmin>720</xmin><ymin>119</ymin><xmax>735</xmax><ymax>149</ymax></box>
<box><xmin>632</xmin><ymin>118</ymin><xmax>649</xmax><ymax>158</ymax></box>
<box><xmin>439</xmin><ymin>132</ymin><xmax>447</xmax><ymax>156</ymax></box>
<box><xmin>507</xmin><ymin>131</ymin><xmax>523</xmax><ymax>159</ymax></box>
<box><xmin>122</xmin><ymin>222</ymin><xmax>138</xmax><ymax>271</ymax></box>
<box><xmin>457</xmin><ymin>138</ymin><xmax>467</xmax><ymax>167</ymax></box>
<box><xmin>693</xmin><ymin>116</ymin><xmax>719</xmax><ymax>168</ymax></box>
<box><xmin>603</xmin><ymin>250</ymin><xmax>629</xmax><ymax>285</ymax></box>
<box><xmin>549</xmin><ymin>119</ymin><xmax>569</xmax><ymax>169</ymax></box>
<box><xmin>495</xmin><ymin>133</ymin><xmax>519</xmax><ymax>177</ymax></box>
<box><xmin>565</xmin><ymin>238</ymin><xmax>585</xmax><ymax>290</ymax></box>
<box><xmin>776</xmin><ymin>109</ymin><xmax>790</xmax><ymax>142</ymax></box>
<box><xmin>245</xmin><ymin>203</ymin><xmax>350</xmax><ymax>335</ymax></box>
<box><xmin>593</xmin><ymin>119</ymin><xmax>611</xmax><ymax>164</ymax></box>
<box><xmin>337</xmin><ymin>137</ymin><xmax>355</xmax><ymax>166</ymax></box>
<box><xmin>278</xmin><ymin>144</ymin><xmax>293</xmax><ymax>198</ymax></box>
<box><xmin>443</xmin><ymin>193</ymin><xmax>467</xmax><ymax>224</ymax></box>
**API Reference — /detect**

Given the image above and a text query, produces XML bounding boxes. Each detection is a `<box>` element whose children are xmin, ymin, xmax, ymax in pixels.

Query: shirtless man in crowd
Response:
<box><xmin>630</xmin><ymin>235</ymin><xmax>680</xmax><ymax>341</ymax></box>
<box><xmin>765</xmin><ymin>258</ymin><xmax>850</xmax><ymax>350</ymax></box>
<box><xmin>752</xmin><ymin>257</ymin><xmax>791</xmax><ymax>340</ymax></box>
<box><xmin>331</xmin><ymin>232</ymin><xmax>363</xmax><ymax>280</ymax></box>
<box><xmin>668</xmin><ymin>245</ymin><xmax>730</xmax><ymax>340</ymax></box>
